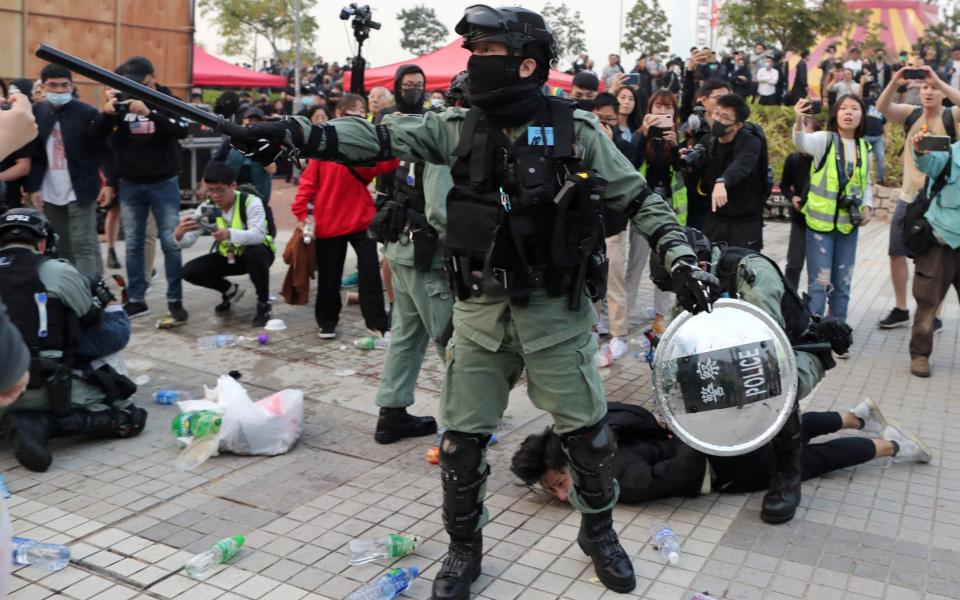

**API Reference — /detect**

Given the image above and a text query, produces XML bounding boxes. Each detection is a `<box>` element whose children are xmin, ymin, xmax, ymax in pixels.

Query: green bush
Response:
<box><xmin>749</xmin><ymin>101</ymin><xmax>903</xmax><ymax>188</ymax></box>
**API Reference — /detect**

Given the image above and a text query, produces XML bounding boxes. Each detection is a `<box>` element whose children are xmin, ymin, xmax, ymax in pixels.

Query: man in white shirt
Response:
<box><xmin>843</xmin><ymin>47</ymin><xmax>864</xmax><ymax>81</ymax></box>
<box><xmin>175</xmin><ymin>162</ymin><xmax>276</xmax><ymax>327</ymax></box>
<box><xmin>756</xmin><ymin>56</ymin><xmax>780</xmax><ymax>105</ymax></box>
<box><xmin>601</xmin><ymin>54</ymin><xmax>625</xmax><ymax>89</ymax></box>
<box><xmin>830</xmin><ymin>68</ymin><xmax>861</xmax><ymax>98</ymax></box>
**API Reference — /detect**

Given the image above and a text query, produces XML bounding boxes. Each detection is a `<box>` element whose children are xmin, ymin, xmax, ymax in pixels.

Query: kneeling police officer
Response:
<box><xmin>0</xmin><ymin>208</ymin><xmax>145</xmax><ymax>472</ymax></box>
<box><xmin>229</xmin><ymin>6</ymin><xmax>718</xmax><ymax>597</ymax></box>
<box><xmin>651</xmin><ymin>227</ymin><xmax>853</xmax><ymax>524</ymax></box>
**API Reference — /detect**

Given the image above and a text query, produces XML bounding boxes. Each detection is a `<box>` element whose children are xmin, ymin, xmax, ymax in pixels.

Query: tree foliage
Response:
<box><xmin>914</xmin><ymin>0</ymin><xmax>960</xmax><ymax>54</ymax></box>
<box><xmin>720</xmin><ymin>0</ymin><xmax>868</xmax><ymax>52</ymax></box>
<box><xmin>397</xmin><ymin>5</ymin><xmax>449</xmax><ymax>56</ymax></box>
<box><xmin>541</xmin><ymin>2</ymin><xmax>587</xmax><ymax>61</ymax></box>
<box><xmin>199</xmin><ymin>0</ymin><xmax>318</xmax><ymax>62</ymax></box>
<box><xmin>623</xmin><ymin>0</ymin><xmax>672</xmax><ymax>56</ymax></box>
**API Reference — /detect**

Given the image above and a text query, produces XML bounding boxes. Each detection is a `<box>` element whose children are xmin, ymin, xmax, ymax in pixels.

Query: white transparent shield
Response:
<box><xmin>652</xmin><ymin>299</ymin><xmax>798</xmax><ymax>456</ymax></box>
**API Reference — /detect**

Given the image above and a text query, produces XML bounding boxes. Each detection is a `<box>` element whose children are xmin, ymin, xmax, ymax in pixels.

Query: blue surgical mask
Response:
<box><xmin>47</xmin><ymin>92</ymin><xmax>72</xmax><ymax>106</ymax></box>
<box><xmin>301</xmin><ymin>96</ymin><xmax>316</xmax><ymax>107</ymax></box>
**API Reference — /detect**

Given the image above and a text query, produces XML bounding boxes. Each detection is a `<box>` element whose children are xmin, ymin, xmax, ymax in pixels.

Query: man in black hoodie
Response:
<box><xmin>101</xmin><ymin>56</ymin><xmax>190</xmax><ymax>322</ymax></box>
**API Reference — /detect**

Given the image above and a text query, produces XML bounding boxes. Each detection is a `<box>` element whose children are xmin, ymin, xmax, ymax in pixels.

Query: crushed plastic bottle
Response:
<box><xmin>354</xmin><ymin>336</ymin><xmax>390</xmax><ymax>350</ymax></box>
<box><xmin>171</xmin><ymin>411</ymin><xmax>222</xmax><ymax>438</ymax></box>
<box><xmin>346</xmin><ymin>566</ymin><xmax>420</xmax><ymax>600</ymax></box>
<box><xmin>197</xmin><ymin>334</ymin><xmax>238</xmax><ymax>350</ymax></box>
<box><xmin>349</xmin><ymin>534</ymin><xmax>422</xmax><ymax>565</ymax></box>
<box><xmin>155</xmin><ymin>390</ymin><xmax>185</xmax><ymax>405</ymax></box>
<box><xmin>183</xmin><ymin>535</ymin><xmax>245</xmax><ymax>579</ymax></box>
<box><xmin>302</xmin><ymin>203</ymin><xmax>315</xmax><ymax>245</ymax></box>
<box><xmin>650</xmin><ymin>517</ymin><xmax>680</xmax><ymax>564</ymax></box>
<box><xmin>11</xmin><ymin>537</ymin><xmax>70</xmax><ymax>570</ymax></box>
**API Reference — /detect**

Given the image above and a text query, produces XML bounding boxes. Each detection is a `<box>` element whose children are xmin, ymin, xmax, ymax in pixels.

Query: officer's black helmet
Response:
<box><xmin>0</xmin><ymin>208</ymin><xmax>50</xmax><ymax>245</ymax></box>
<box><xmin>456</xmin><ymin>5</ymin><xmax>558</xmax><ymax>67</ymax></box>
<box><xmin>446</xmin><ymin>70</ymin><xmax>471</xmax><ymax>106</ymax></box>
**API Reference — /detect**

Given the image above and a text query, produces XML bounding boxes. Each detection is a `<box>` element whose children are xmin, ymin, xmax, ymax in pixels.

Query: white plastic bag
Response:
<box><xmin>175</xmin><ymin>375</ymin><xmax>303</xmax><ymax>459</ymax></box>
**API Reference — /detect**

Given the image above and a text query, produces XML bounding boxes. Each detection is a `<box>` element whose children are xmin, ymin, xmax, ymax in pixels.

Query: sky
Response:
<box><xmin>195</xmin><ymin>0</ymin><xmax>698</xmax><ymax>70</ymax></box>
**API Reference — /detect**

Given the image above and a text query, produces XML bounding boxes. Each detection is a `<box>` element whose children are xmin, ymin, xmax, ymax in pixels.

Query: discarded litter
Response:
<box><xmin>12</xmin><ymin>537</ymin><xmax>70</xmax><ymax>570</ymax></box>
<box><xmin>334</xmin><ymin>369</ymin><xmax>357</xmax><ymax>377</ymax></box>
<box><xmin>650</xmin><ymin>517</ymin><xmax>681</xmax><ymax>565</ymax></box>
<box><xmin>0</xmin><ymin>474</ymin><xmax>9</xmax><ymax>498</ymax></box>
<box><xmin>228</xmin><ymin>370</ymin><xmax>242</xmax><ymax>380</ymax></box>
<box><xmin>264</xmin><ymin>319</ymin><xmax>287</xmax><ymax>331</ymax></box>
<box><xmin>183</xmin><ymin>535</ymin><xmax>244</xmax><ymax>579</ymax></box>
<box><xmin>257</xmin><ymin>333</ymin><xmax>269</xmax><ymax>345</ymax></box>
<box><xmin>132</xmin><ymin>374</ymin><xmax>151</xmax><ymax>386</ymax></box>
<box><xmin>155</xmin><ymin>390</ymin><xmax>185</xmax><ymax>405</ymax></box>
<box><xmin>197</xmin><ymin>334</ymin><xmax>238</xmax><ymax>350</ymax></box>
<box><xmin>354</xmin><ymin>336</ymin><xmax>390</xmax><ymax>350</ymax></box>
<box><xmin>172</xmin><ymin>410</ymin><xmax>223</xmax><ymax>471</ymax></box>
<box><xmin>346</xmin><ymin>566</ymin><xmax>419</xmax><ymax>600</ymax></box>
<box><xmin>349</xmin><ymin>533</ymin><xmax>421</xmax><ymax>565</ymax></box>
<box><xmin>124</xmin><ymin>358</ymin><xmax>154</xmax><ymax>372</ymax></box>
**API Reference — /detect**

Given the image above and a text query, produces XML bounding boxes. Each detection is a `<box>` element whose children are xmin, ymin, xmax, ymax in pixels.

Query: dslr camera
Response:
<box><xmin>680</xmin><ymin>143</ymin><xmax>707</xmax><ymax>168</ymax></box>
<box><xmin>196</xmin><ymin>205</ymin><xmax>223</xmax><ymax>233</ymax></box>
<box><xmin>340</xmin><ymin>3</ymin><xmax>380</xmax><ymax>43</ymax></box>
<box><xmin>839</xmin><ymin>191</ymin><xmax>863</xmax><ymax>227</ymax></box>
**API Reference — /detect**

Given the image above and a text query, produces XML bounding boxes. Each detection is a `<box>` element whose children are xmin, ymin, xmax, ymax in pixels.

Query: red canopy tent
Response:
<box><xmin>192</xmin><ymin>46</ymin><xmax>288</xmax><ymax>88</ymax></box>
<box><xmin>342</xmin><ymin>38</ymin><xmax>575</xmax><ymax>93</ymax></box>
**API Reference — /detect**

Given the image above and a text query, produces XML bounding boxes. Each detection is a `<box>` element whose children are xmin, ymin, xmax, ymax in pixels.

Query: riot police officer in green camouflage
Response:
<box><xmin>229</xmin><ymin>6</ymin><xmax>719</xmax><ymax>597</ymax></box>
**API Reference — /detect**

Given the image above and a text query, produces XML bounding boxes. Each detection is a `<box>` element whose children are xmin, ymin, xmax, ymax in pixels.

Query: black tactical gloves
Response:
<box><xmin>670</xmin><ymin>257</ymin><xmax>720</xmax><ymax>315</ymax></box>
<box><xmin>227</xmin><ymin>118</ymin><xmax>305</xmax><ymax>165</ymax></box>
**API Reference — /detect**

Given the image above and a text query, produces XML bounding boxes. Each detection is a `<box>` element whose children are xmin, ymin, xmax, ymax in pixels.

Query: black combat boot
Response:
<box><xmin>55</xmin><ymin>406</ymin><xmax>147</xmax><ymax>439</ymax></box>
<box><xmin>762</xmin><ymin>404</ymin><xmax>803</xmax><ymax>524</ymax></box>
<box><xmin>432</xmin><ymin>431</ymin><xmax>489</xmax><ymax>600</ymax></box>
<box><xmin>562</xmin><ymin>420</ymin><xmax>635</xmax><ymax>593</ymax></box>
<box><xmin>4</xmin><ymin>412</ymin><xmax>58</xmax><ymax>472</ymax></box>
<box><xmin>374</xmin><ymin>407</ymin><xmax>437</xmax><ymax>444</ymax></box>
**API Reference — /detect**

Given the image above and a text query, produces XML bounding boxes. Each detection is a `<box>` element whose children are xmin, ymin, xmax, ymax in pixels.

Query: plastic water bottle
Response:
<box><xmin>354</xmin><ymin>336</ymin><xmax>390</xmax><ymax>350</ymax></box>
<box><xmin>155</xmin><ymin>390</ymin><xmax>183</xmax><ymax>405</ymax></box>
<box><xmin>171</xmin><ymin>411</ymin><xmax>222</xmax><ymax>438</ymax></box>
<box><xmin>346</xmin><ymin>566</ymin><xmax>420</xmax><ymax>600</ymax></box>
<box><xmin>349</xmin><ymin>534</ymin><xmax>422</xmax><ymax>565</ymax></box>
<box><xmin>690</xmin><ymin>593</ymin><xmax>721</xmax><ymax>600</ymax></box>
<box><xmin>650</xmin><ymin>517</ymin><xmax>680</xmax><ymax>564</ymax></box>
<box><xmin>11</xmin><ymin>537</ymin><xmax>70</xmax><ymax>570</ymax></box>
<box><xmin>646</xmin><ymin>306</ymin><xmax>656</xmax><ymax>320</ymax></box>
<box><xmin>197</xmin><ymin>334</ymin><xmax>237</xmax><ymax>350</ymax></box>
<box><xmin>593</xmin><ymin>343</ymin><xmax>613</xmax><ymax>368</ymax></box>
<box><xmin>183</xmin><ymin>535</ymin><xmax>245</xmax><ymax>579</ymax></box>
<box><xmin>302</xmin><ymin>203</ymin><xmax>315</xmax><ymax>245</ymax></box>
<box><xmin>632</xmin><ymin>337</ymin><xmax>651</xmax><ymax>359</ymax></box>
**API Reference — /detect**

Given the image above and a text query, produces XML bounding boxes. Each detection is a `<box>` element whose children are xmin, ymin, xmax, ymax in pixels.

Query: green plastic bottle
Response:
<box><xmin>171</xmin><ymin>411</ymin><xmax>222</xmax><ymax>438</ymax></box>
<box><xmin>183</xmin><ymin>535</ymin><xmax>244</xmax><ymax>579</ymax></box>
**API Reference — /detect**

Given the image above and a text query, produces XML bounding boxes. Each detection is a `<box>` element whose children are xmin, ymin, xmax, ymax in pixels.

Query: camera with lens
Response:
<box><xmin>340</xmin><ymin>3</ymin><xmax>380</xmax><ymax>43</ymax></box>
<box><xmin>839</xmin><ymin>191</ymin><xmax>863</xmax><ymax>227</ymax></box>
<box><xmin>196</xmin><ymin>205</ymin><xmax>223</xmax><ymax>233</ymax></box>
<box><xmin>680</xmin><ymin>143</ymin><xmax>707</xmax><ymax>167</ymax></box>
<box><xmin>112</xmin><ymin>90</ymin><xmax>131</xmax><ymax>115</ymax></box>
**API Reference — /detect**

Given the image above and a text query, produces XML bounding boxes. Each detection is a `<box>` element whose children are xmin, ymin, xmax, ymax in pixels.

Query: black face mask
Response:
<box><xmin>575</xmin><ymin>98</ymin><xmax>595</xmax><ymax>111</ymax></box>
<box><xmin>467</xmin><ymin>54</ymin><xmax>543</xmax><ymax>127</ymax></box>
<box><xmin>711</xmin><ymin>120</ymin><xmax>731</xmax><ymax>138</ymax></box>
<box><xmin>401</xmin><ymin>88</ymin><xmax>424</xmax><ymax>110</ymax></box>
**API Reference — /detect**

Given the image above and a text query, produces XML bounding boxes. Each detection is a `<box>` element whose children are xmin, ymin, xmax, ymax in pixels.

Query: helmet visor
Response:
<box><xmin>456</xmin><ymin>5</ymin><xmax>505</xmax><ymax>34</ymax></box>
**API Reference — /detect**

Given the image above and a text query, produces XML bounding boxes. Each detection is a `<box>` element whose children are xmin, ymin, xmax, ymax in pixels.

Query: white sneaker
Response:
<box><xmin>609</xmin><ymin>337</ymin><xmax>628</xmax><ymax>360</ymax></box>
<box><xmin>884</xmin><ymin>421</ymin><xmax>933</xmax><ymax>464</ymax></box>
<box><xmin>850</xmin><ymin>397</ymin><xmax>888</xmax><ymax>435</ymax></box>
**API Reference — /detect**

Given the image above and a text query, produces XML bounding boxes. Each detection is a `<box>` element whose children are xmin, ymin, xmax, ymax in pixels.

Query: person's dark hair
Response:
<box><xmin>510</xmin><ymin>427</ymin><xmax>566</xmax><ymax>487</ymax></box>
<box><xmin>592</xmin><ymin>92</ymin><xmax>619</xmax><ymax>112</ymax></box>
<box><xmin>40</xmin><ymin>64</ymin><xmax>72</xmax><ymax>82</ymax></box>
<box><xmin>336</xmin><ymin>93</ymin><xmax>366</xmax><ymax>115</ymax></box>
<box><xmin>696</xmin><ymin>78</ymin><xmax>731</xmax><ymax>100</ymax></box>
<box><xmin>755</xmin><ymin>42</ymin><xmax>766</xmax><ymax>50</ymax></box>
<box><xmin>572</xmin><ymin>71</ymin><xmax>600</xmax><ymax>91</ymax></box>
<box><xmin>202</xmin><ymin>161</ymin><xmax>237</xmax><ymax>185</ymax></box>
<box><xmin>800</xmin><ymin>49</ymin><xmax>810</xmax><ymax>59</ymax></box>
<box><xmin>616</xmin><ymin>86</ymin><xmax>645</xmax><ymax>132</ymax></box>
<box><xmin>645</xmin><ymin>89</ymin><xmax>680</xmax><ymax>162</ymax></box>
<box><xmin>827</xmin><ymin>93</ymin><xmax>867</xmax><ymax>138</ymax></box>
<box><xmin>716</xmin><ymin>93</ymin><xmax>750</xmax><ymax>122</ymax></box>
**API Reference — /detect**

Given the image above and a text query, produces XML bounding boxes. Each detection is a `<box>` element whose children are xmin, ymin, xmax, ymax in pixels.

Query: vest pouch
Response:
<box><xmin>584</xmin><ymin>251</ymin><xmax>609</xmax><ymax>301</ymax></box>
<box><xmin>369</xmin><ymin>200</ymin><xmax>405</xmax><ymax>244</ymax></box>
<box><xmin>408</xmin><ymin>210</ymin><xmax>439</xmax><ymax>272</ymax></box>
<box><xmin>514</xmin><ymin>153</ymin><xmax>555</xmax><ymax>210</ymax></box>
<box><xmin>446</xmin><ymin>186</ymin><xmax>502</xmax><ymax>257</ymax></box>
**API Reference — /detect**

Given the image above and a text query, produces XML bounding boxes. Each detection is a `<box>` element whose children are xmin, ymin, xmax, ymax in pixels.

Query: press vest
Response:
<box><xmin>640</xmin><ymin>163</ymin><xmax>687</xmax><ymax>226</ymax></box>
<box><xmin>210</xmin><ymin>192</ymin><xmax>276</xmax><ymax>257</ymax></box>
<box><xmin>445</xmin><ymin>97</ymin><xmax>604</xmax><ymax>306</ymax></box>
<box><xmin>803</xmin><ymin>134</ymin><xmax>869</xmax><ymax>234</ymax></box>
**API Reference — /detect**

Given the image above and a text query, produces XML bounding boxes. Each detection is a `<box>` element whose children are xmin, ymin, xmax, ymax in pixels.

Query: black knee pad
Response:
<box><xmin>439</xmin><ymin>430</ymin><xmax>489</xmax><ymax>475</ymax></box>
<box><xmin>561</xmin><ymin>419</ymin><xmax>618</xmax><ymax>474</ymax></box>
<box><xmin>439</xmin><ymin>430</ymin><xmax>490</xmax><ymax>539</ymax></box>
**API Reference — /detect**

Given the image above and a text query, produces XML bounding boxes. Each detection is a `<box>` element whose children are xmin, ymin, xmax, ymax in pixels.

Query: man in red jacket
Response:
<box><xmin>291</xmin><ymin>94</ymin><xmax>396</xmax><ymax>338</ymax></box>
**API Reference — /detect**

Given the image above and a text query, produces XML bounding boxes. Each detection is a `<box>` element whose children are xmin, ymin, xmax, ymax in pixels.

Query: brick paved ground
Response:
<box><xmin>3</xmin><ymin>212</ymin><xmax>958</xmax><ymax>600</ymax></box>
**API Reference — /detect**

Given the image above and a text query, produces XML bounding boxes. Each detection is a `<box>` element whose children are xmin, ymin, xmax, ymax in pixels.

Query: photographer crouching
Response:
<box><xmin>175</xmin><ymin>162</ymin><xmax>276</xmax><ymax>327</ymax></box>
<box><xmin>680</xmin><ymin>94</ymin><xmax>767</xmax><ymax>251</ymax></box>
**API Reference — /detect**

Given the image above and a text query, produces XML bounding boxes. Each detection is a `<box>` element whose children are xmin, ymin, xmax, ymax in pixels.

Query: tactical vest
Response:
<box><xmin>393</xmin><ymin>160</ymin><xmax>427</xmax><ymax>215</ymax></box>
<box><xmin>714</xmin><ymin>245</ymin><xmax>810</xmax><ymax>347</ymax></box>
<box><xmin>803</xmin><ymin>134</ymin><xmax>869</xmax><ymax>234</ymax></box>
<box><xmin>209</xmin><ymin>192</ymin><xmax>276</xmax><ymax>257</ymax></box>
<box><xmin>0</xmin><ymin>250</ymin><xmax>73</xmax><ymax>356</ymax></box>
<box><xmin>445</xmin><ymin>97</ymin><xmax>606</xmax><ymax>308</ymax></box>
<box><xmin>640</xmin><ymin>163</ymin><xmax>687</xmax><ymax>226</ymax></box>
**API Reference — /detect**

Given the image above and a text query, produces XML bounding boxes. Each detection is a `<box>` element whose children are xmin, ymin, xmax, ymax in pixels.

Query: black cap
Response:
<box><xmin>116</xmin><ymin>56</ymin><xmax>155</xmax><ymax>83</ymax></box>
<box><xmin>241</xmin><ymin>107</ymin><xmax>265</xmax><ymax>121</ymax></box>
<box><xmin>572</xmin><ymin>71</ymin><xmax>599</xmax><ymax>91</ymax></box>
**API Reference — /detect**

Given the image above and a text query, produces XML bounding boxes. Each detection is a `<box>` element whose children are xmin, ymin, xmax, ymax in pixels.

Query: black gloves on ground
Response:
<box><xmin>671</xmin><ymin>257</ymin><xmax>720</xmax><ymax>315</ymax></box>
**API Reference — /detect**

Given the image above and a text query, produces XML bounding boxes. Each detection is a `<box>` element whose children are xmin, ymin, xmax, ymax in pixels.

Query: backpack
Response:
<box><xmin>235</xmin><ymin>186</ymin><xmax>277</xmax><ymax>239</ymax></box>
<box><xmin>735</xmin><ymin>121</ymin><xmax>773</xmax><ymax>201</ymax></box>
<box><xmin>902</xmin><ymin>157</ymin><xmax>953</xmax><ymax>257</ymax></box>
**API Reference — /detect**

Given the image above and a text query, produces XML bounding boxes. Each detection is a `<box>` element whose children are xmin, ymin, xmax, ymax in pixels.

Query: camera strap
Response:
<box><xmin>832</xmin><ymin>133</ymin><xmax>862</xmax><ymax>193</ymax></box>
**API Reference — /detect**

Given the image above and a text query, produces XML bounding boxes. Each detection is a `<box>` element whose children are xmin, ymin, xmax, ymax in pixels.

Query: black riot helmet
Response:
<box><xmin>649</xmin><ymin>227</ymin><xmax>712</xmax><ymax>291</ymax></box>
<box><xmin>446</xmin><ymin>70</ymin><xmax>471</xmax><ymax>107</ymax></box>
<box><xmin>0</xmin><ymin>208</ymin><xmax>50</xmax><ymax>246</ymax></box>
<box><xmin>455</xmin><ymin>5</ymin><xmax>558</xmax><ymax>68</ymax></box>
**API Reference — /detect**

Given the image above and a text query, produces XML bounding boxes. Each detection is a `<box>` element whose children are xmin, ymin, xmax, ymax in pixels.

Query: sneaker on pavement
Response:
<box><xmin>252</xmin><ymin>302</ymin><xmax>272</xmax><ymax>328</ymax></box>
<box><xmin>933</xmin><ymin>318</ymin><xmax>943</xmax><ymax>335</ymax></box>
<box><xmin>884</xmin><ymin>421</ymin><xmax>933</xmax><ymax>463</ymax></box>
<box><xmin>123</xmin><ymin>301</ymin><xmax>150</xmax><ymax>319</ymax></box>
<box><xmin>609</xmin><ymin>337</ymin><xmax>628</xmax><ymax>360</ymax></box>
<box><xmin>107</xmin><ymin>248</ymin><xmax>122</xmax><ymax>270</ymax></box>
<box><xmin>341</xmin><ymin>271</ymin><xmax>360</xmax><ymax>288</ymax></box>
<box><xmin>167</xmin><ymin>302</ymin><xmax>188</xmax><ymax>322</ymax></box>
<box><xmin>878</xmin><ymin>308</ymin><xmax>910</xmax><ymax>329</ymax></box>
<box><xmin>318</xmin><ymin>327</ymin><xmax>337</xmax><ymax>339</ymax></box>
<box><xmin>215</xmin><ymin>283</ymin><xmax>245</xmax><ymax>315</ymax></box>
<box><xmin>910</xmin><ymin>355</ymin><xmax>930</xmax><ymax>377</ymax></box>
<box><xmin>850</xmin><ymin>397</ymin><xmax>889</xmax><ymax>435</ymax></box>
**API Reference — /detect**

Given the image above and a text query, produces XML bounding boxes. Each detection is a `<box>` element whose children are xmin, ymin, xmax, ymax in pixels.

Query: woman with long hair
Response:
<box><xmin>792</xmin><ymin>94</ymin><xmax>873</xmax><ymax>332</ymax></box>
<box><xmin>614</xmin><ymin>86</ymin><xmax>644</xmax><ymax>143</ymax></box>
<box><xmin>625</xmin><ymin>90</ymin><xmax>685</xmax><ymax>333</ymax></box>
